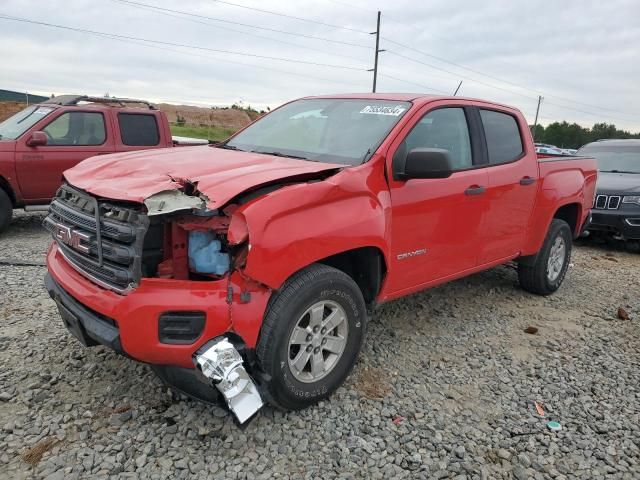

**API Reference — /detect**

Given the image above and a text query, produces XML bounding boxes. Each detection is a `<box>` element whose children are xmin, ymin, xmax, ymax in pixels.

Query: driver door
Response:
<box><xmin>383</xmin><ymin>103</ymin><xmax>489</xmax><ymax>296</ymax></box>
<box><xmin>15</xmin><ymin>110</ymin><xmax>115</xmax><ymax>202</ymax></box>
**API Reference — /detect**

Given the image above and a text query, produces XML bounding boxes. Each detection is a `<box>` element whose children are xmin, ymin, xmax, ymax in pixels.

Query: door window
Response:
<box><xmin>480</xmin><ymin>109</ymin><xmax>523</xmax><ymax>164</ymax></box>
<box><xmin>401</xmin><ymin>108</ymin><xmax>472</xmax><ymax>170</ymax></box>
<box><xmin>42</xmin><ymin>112</ymin><xmax>106</xmax><ymax>146</ymax></box>
<box><xmin>118</xmin><ymin>113</ymin><xmax>160</xmax><ymax>146</ymax></box>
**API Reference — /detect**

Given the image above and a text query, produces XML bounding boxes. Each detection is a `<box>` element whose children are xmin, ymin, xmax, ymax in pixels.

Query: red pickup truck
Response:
<box><xmin>0</xmin><ymin>95</ymin><xmax>205</xmax><ymax>232</ymax></box>
<box><xmin>44</xmin><ymin>94</ymin><xmax>597</xmax><ymax>423</ymax></box>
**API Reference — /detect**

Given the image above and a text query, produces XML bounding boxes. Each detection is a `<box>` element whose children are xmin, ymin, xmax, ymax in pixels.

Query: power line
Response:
<box><xmin>542</xmin><ymin>99</ymin><xmax>630</xmax><ymax>120</ymax></box>
<box><xmin>311</xmin><ymin>3</ymin><xmax>637</xmax><ymax>120</ymax></box>
<box><xmin>112</xmin><ymin>0</ymin><xmax>369</xmax><ymax>64</ymax></box>
<box><xmin>208</xmin><ymin>0</ymin><xmax>371</xmax><ymax>34</ymax></box>
<box><xmin>0</xmin><ymin>14</ymin><xmax>368</xmax><ymax>71</ymax></box>
<box><xmin>113</xmin><ymin>0</ymin><xmax>372</xmax><ymax>49</ymax></box>
<box><xmin>381</xmin><ymin>37</ymin><xmax>638</xmax><ymax>120</ymax></box>
<box><xmin>383</xmin><ymin>37</ymin><xmax>541</xmax><ymax>97</ymax></box>
<box><xmin>90</xmin><ymin>27</ymin><xmax>365</xmax><ymax>89</ymax></box>
<box><xmin>0</xmin><ymin>16</ymin><xmax>364</xmax><ymax>95</ymax></box>
<box><xmin>377</xmin><ymin>73</ymin><xmax>449</xmax><ymax>95</ymax></box>
<box><xmin>385</xmin><ymin>50</ymin><xmax>539</xmax><ymax>101</ymax></box>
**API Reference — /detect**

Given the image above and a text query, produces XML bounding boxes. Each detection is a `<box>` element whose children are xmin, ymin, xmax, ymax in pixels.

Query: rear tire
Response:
<box><xmin>256</xmin><ymin>264</ymin><xmax>367</xmax><ymax>411</ymax></box>
<box><xmin>0</xmin><ymin>189</ymin><xmax>12</xmax><ymax>233</ymax></box>
<box><xmin>518</xmin><ymin>219</ymin><xmax>572</xmax><ymax>296</ymax></box>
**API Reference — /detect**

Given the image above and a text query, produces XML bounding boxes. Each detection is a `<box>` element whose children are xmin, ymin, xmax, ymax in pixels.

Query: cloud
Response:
<box><xmin>1</xmin><ymin>0</ymin><xmax>638</xmax><ymax>129</ymax></box>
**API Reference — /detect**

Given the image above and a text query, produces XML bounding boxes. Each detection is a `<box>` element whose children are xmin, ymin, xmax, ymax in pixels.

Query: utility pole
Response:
<box><xmin>453</xmin><ymin>81</ymin><xmax>463</xmax><ymax>96</ymax></box>
<box><xmin>369</xmin><ymin>11</ymin><xmax>384</xmax><ymax>93</ymax></box>
<box><xmin>533</xmin><ymin>95</ymin><xmax>543</xmax><ymax>140</ymax></box>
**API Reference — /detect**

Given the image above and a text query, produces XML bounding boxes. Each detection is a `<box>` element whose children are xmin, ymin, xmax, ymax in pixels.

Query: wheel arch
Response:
<box><xmin>315</xmin><ymin>246</ymin><xmax>386</xmax><ymax>304</ymax></box>
<box><xmin>0</xmin><ymin>176</ymin><xmax>17</xmax><ymax>207</ymax></box>
<box><xmin>553</xmin><ymin>202</ymin><xmax>582</xmax><ymax>238</ymax></box>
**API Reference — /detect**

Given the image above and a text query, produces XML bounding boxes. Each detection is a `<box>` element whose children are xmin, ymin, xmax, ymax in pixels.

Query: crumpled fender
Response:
<box><xmin>233</xmin><ymin>166</ymin><xmax>390</xmax><ymax>290</ymax></box>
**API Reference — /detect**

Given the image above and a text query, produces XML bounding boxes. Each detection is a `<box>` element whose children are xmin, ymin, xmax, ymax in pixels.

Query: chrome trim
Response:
<box><xmin>57</xmin><ymin>247</ymin><xmax>133</xmax><ymax>295</ymax></box>
<box><xmin>24</xmin><ymin>205</ymin><xmax>50</xmax><ymax>212</ymax></box>
<box><xmin>607</xmin><ymin>196</ymin><xmax>621</xmax><ymax>210</ymax></box>
<box><xmin>595</xmin><ymin>195</ymin><xmax>607</xmax><ymax>209</ymax></box>
<box><xmin>625</xmin><ymin>218</ymin><xmax>640</xmax><ymax>227</ymax></box>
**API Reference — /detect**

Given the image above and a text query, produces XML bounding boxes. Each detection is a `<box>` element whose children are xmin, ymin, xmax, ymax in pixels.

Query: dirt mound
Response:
<box><xmin>157</xmin><ymin>104</ymin><xmax>252</xmax><ymax>129</ymax></box>
<box><xmin>0</xmin><ymin>102</ymin><xmax>27</xmax><ymax>122</ymax></box>
<box><xmin>0</xmin><ymin>100</ymin><xmax>254</xmax><ymax>130</ymax></box>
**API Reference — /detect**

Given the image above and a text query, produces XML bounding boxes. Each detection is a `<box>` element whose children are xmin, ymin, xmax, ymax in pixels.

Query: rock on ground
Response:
<box><xmin>1</xmin><ymin>211</ymin><xmax>639</xmax><ymax>479</ymax></box>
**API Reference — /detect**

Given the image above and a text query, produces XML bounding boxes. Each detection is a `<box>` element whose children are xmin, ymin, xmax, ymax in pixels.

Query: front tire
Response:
<box><xmin>0</xmin><ymin>189</ymin><xmax>13</xmax><ymax>233</ymax></box>
<box><xmin>256</xmin><ymin>264</ymin><xmax>367</xmax><ymax>411</ymax></box>
<box><xmin>518</xmin><ymin>219</ymin><xmax>572</xmax><ymax>295</ymax></box>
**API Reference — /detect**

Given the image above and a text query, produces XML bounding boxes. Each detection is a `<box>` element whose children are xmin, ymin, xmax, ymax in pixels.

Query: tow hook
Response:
<box><xmin>193</xmin><ymin>338</ymin><xmax>264</xmax><ymax>424</ymax></box>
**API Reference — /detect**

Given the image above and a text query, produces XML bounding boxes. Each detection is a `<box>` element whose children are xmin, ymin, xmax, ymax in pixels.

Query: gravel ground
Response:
<box><xmin>1</xmin><ymin>211</ymin><xmax>639</xmax><ymax>480</ymax></box>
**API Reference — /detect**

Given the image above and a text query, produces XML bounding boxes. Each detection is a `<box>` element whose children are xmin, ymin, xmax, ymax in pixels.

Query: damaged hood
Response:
<box><xmin>64</xmin><ymin>146</ymin><xmax>343</xmax><ymax>210</ymax></box>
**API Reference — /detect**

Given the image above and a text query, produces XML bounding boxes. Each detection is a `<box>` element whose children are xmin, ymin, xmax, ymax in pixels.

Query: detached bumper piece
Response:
<box><xmin>194</xmin><ymin>338</ymin><xmax>264</xmax><ymax>424</ymax></box>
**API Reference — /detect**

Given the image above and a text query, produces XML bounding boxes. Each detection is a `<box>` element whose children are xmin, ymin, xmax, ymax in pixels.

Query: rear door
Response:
<box><xmin>15</xmin><ymin>109</ymin><xmax>114</xmax><ymax>201</ymax></box>
<box><xmin>476</xmin><ymin>107</ymin><xmax>538</xmax><ymax>264</ymax></box>
<box><xmin>384</xmin><ymin>102</ymin><xmax>490</xmax><ymax>295</ymax></box>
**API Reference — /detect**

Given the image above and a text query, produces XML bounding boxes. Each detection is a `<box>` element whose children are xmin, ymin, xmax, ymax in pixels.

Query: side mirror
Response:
<box><xmin>396</xmin><ymin>148</ymin><xmax>454</xmax><ymax>180</ymax></box>
<box><xmin>26</xmin><ymin>131</ymin><xmax>48</xmax><ymax>147</ymax></box>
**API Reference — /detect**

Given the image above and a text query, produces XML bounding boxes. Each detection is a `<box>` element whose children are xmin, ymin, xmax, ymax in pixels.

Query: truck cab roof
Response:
<box><xmin>302</xmin><ymin>92</ymin><xmax>523</xmax><ymax>114</ymax></box>
<box><xmin>41</xmin><ymin>95</ymin><xmax>157</xmax><ymax>112</ymax></box>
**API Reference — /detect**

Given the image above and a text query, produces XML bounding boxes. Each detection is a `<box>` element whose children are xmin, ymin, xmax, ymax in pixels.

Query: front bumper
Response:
<box><xmin>588</xmin><ymin>209</ymin><xmax>640</xmax><ymax>240</ymax></box>
<box><xmin>45</xmin><ymin>273</ymin><xmax>124</xmax><ymax>354</ymax></box>
<box><xmin>46</xmin><ymin>243</ymin><xmax>233</xmax><ymax>368</ymax></box>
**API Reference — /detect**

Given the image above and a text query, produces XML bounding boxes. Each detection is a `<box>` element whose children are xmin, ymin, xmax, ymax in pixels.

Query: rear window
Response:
<box><xmin>480</xmin><ymin>109</ymin><xmax>524</xmax><ymax>164</ymax></box>
<box><xmin>118</xmin><ymin>113</ymin><xmax>160</xmax><ymax>146</ymax></box>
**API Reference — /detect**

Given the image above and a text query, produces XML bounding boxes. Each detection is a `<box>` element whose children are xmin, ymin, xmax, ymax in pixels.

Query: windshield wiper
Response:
<box><xmin>251</xmin><ymin>150</ymin><xmax>309</xmax><ymax>160</ymax></box>
<box><xmin>601</xmin><ymin>170</ymin><xmax>639</xmax><ymax>174</ymax></box>
<box><xmin>216</xmin><ymin>144</ymin><xmax>244</xmax><ymax>151</ymax></box>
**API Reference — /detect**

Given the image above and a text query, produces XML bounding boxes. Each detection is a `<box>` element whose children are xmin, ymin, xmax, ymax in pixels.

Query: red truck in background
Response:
<box><xmin>0</xmin><ymin>95</ymin><xmax>206</xmax><ymax>232</ymax></box>
<box><xmin>44</xmin><ymin>93</ymin><xmax>597</xmax><ymax>424</ymax></box>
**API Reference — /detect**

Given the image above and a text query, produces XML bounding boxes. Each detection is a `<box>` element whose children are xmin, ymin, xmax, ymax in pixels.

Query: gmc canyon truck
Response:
<box><xmin>44</xmin><ymin>94</ymin><xmax>597</xmax><ymax>423</ymax></box>
<box><xmin>0</xmin><ymin>95</ymin><xmax>206</xmax><ymax>232</ymax></box>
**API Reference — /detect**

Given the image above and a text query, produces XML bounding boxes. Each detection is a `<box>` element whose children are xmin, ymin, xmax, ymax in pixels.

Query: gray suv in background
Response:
<box><xmin>578</xmin><ymin>139</ymin><xmax>640</xmax><ymax>245</ymax></box>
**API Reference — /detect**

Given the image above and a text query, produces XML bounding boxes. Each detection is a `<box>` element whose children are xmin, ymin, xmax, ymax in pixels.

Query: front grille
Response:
<box><xmin>594</xmin><ymin>194</ymin><xmax>621</xmax><ymax>210</ymax></box>
<box><xmin>46</xmin><ymin>184</ymin><xmax>150</xmax><ymax>294</ymax></box>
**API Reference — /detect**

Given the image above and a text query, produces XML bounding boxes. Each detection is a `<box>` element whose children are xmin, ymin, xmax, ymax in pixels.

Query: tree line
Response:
<box><xmin>529</xmin><ymin>122</ymin><xmax>640</xmax><ymax>149</ymax></box>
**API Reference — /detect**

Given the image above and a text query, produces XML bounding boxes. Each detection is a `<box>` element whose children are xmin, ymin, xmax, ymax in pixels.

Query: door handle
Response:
<box><xmin>465</xmin><ymin>185</ymin><xmax>486</xmax><ymax>196</ymax></box>
<box><xmin>520</xmin><ymin>176</ymin><xmax>536</xmax><ymax>186</ymax></box>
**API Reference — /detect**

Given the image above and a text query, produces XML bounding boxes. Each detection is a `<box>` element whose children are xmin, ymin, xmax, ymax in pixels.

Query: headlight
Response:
<box><xmin>622</xmin><ymin>196</ymin><xmax>640</xmax><ymax>205</ymax></box>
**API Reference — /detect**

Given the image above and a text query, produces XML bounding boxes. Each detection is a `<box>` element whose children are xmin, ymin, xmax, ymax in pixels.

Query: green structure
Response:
<box><xmin>0</xmin><ymin>89</ymin><xmax>49</xmax><ymax>104</ymax></box>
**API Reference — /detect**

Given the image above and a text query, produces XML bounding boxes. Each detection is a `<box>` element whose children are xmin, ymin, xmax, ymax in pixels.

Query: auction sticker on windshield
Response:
<box><xmin>360</xmin><ymin>105</ymin><xmax>406</xmax><ymax>116</ymax></box>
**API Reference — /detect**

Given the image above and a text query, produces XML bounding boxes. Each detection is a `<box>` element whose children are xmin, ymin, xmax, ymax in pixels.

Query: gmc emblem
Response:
<box><xmin>53</xmin><ymin>223</ymin><xmax>91</xmax><ymax>254</ymax></box>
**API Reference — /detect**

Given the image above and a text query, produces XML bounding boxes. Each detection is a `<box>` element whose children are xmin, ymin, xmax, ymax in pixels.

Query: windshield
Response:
<box><xmin>225</xmin><ymin>99</ymin><xmax>411</xmax><ymax>165</ymax></box>
<box><xmin>0</xmin><ymin>105</ymin><xmax>55</xmax><ymax>140</ymax></box>
<box><xmin>578</xmin><ymin>143</ymin><xmax>640</xmax><ymax>173</ymax></box>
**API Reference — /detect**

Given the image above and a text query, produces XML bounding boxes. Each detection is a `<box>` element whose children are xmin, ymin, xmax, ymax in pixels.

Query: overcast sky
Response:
<box><xmin>1</xmin><ymin>0</ymin><xmax>639</xmax><ymax>130</ymax></box>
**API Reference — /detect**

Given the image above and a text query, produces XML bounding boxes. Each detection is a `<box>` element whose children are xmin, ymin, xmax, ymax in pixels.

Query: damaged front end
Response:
<box><xmin>142</xmin><ymin>188</ymin><xmax>266</xmax><ymax>423</ymax></box>
<box><xmin>46</xmin><ymin>181</ymin><xmax>266</xmax><ymax>423</ymax></box>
